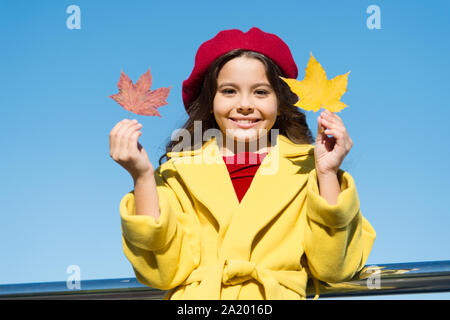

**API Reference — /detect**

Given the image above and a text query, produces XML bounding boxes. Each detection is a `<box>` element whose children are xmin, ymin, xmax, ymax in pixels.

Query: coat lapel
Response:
<box><xmin>220</xmin><ymin>134</ymin><xmax>315</xmax><ymax>259</ymax></box>
<box><xmin>167</xmin><ymin>134</ymin><xmax>315</xmax><ymax>260</ymax></box>
<box><xmin>167</xmin><ymin>137</ymin><xmax>240</xmax><ymax>232</ymax></box>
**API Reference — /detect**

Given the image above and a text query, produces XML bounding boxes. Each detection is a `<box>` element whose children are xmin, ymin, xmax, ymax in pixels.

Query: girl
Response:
<box><xmin>109</xmin><ymin>27</ymin><xmax>376</xmax><ymax>300</ymax></box>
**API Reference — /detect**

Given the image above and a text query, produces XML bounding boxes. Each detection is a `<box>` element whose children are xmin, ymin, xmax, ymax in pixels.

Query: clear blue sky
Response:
<box><xmin>1</xmin><ymin>0</ymin><xmax>449</xmax><ymax>299</ymax></box>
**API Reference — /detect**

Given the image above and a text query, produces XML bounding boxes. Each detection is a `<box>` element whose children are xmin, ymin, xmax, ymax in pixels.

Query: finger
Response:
<box><xmin>117</xmin><ymin>120</ymin><xmax>140</xmax><ymax>160</ymax></box>
<box><xmin>324</xmin><ymin>126</ymin><xmax>343</xmax><ymax>137</ymax></box>
<box><xmin>114</xmin><ymin>119</ymin><xmax>134</xmax><ymax>158</ymax></box>
<box><xmin>324</xmin><ymin>128</ymin><xmax>352</xmax><ymax>151</ymax></box>
<box><xmin>320</xmin><ymin>116</ymin><xmax>348</xmax><ymax>138</ymax></box>
<box><xmin>111</xmin><ymin>118</ymin><xmax>134</xmax><ymax>138</ymax></box>
<box><xmin>120</xmin><ymin>121</ymin><xmax>142</xmax><ymax>158</ymax></box>
<box><xmin>316</xmin><ymin>117</ymin><xmax>332</xmax><ymax>146</ymax></box>
<box><xmin>321</xmin><ymin>110</ymin><xmax>339</xmax><ymax>125</ymax></box>
<box><xmin>110</xmin><ymin>119</ymin><xmax>132</xmax><ymax>158</ymax></box>
<box><xmin>322</xmin><ymin>110</ymin><xmax>344</xmax><ymax>126</ymax></box>
<box><xmin>323</xmin><ymin>115</ymin><xmax>350</xmax><ymax>143</ymax></box>
<box><xmin>127</xmin><ymin>127</ymin><xmax>143</xmax><ymax>156</ymax></box>
<box><xmin>319</xmin><ymin>117</ymin><xmax>340</xmax><ymax>131</ymax></box>
<box><xmin>317</xmin><ymin>116</ymin><xmax>325</xmax><ymax>138</ymax></box>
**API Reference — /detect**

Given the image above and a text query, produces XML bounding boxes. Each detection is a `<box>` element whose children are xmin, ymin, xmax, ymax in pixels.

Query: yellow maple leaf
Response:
<box><xmin>280</xmin><ymin>53</ymin><xmax>350</xmax><ymax>112</ymax></box>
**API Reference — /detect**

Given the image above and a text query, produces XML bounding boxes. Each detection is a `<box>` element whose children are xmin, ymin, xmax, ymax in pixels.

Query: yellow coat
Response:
<box><xmin>119</xmin><ymin>134</ymin><xmax>376</xmax><ymax>300</ymax></box>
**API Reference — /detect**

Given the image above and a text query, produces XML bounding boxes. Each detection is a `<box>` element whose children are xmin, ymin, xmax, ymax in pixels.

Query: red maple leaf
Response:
<box><xmin>109</xmin><ymin>68</ymin><xmax>171</xmax><ymax>117</ymax></box>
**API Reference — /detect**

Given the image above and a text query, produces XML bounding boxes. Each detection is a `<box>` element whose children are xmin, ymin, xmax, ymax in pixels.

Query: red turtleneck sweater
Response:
<box><xmin>222</xmin><ymin>152</ymin><xmax>268</xmax><ymax>203</ymax></box>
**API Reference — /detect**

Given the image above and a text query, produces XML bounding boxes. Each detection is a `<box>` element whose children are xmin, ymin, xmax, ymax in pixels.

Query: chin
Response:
<box><xmin>233</xmin><ymin>136</ymin><xmax>257</xmax><ymax>144</ymax></box>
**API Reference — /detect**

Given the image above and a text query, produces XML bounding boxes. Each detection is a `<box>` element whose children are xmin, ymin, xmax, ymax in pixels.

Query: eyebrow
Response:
<box><xmin>217</xmin><ymin>82</ymin><xmax>272</xmax><ymax>89</ymax></box>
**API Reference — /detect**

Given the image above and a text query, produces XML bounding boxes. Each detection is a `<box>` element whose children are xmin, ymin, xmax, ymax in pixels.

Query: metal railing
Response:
<box><xmin>1</xmin><ymin>260</ymin><xmax>450</xmax><ymax>299</ymax></box>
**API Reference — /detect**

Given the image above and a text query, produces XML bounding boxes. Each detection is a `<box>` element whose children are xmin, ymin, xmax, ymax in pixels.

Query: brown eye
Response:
<box><xmin>255</xmin><ymin>90</ymin><xmax>268</xmax><ymax>95</ymax></box>
<box><xmin>221</xmin><ymin>89</ymin><xmax>235</xmax><ymax>95</ymax></box>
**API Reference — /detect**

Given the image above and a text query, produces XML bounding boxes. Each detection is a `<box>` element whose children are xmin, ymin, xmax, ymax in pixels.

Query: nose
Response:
<box><xmin>237</xmin><ymin>105</ymin><xmax>254</xmax><ymax>115</ymax></box>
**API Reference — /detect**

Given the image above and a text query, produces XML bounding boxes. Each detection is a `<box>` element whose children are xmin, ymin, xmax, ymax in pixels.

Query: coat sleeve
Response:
<box><xmin>119</xmin><ymin>165</ymin><xmax>200</xmax><ymax>290</ymax></box>
<box><xmin>303</xmin><ymin>168</ymin><xmax>376</xmax><ymax>283</ymax></box>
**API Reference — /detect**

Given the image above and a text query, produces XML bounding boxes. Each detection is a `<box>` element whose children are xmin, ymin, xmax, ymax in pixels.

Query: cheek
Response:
<box><xmin>212</xmin><ymin>107</ymin><xmax>226</xmax><ymax>123</ymax></box>
<box><xmin>213</xmin><ymin>96</ymin><xmax>233</xmax><ymax>119</ymax></box>
<box><xmin>212</xmin><ymin>103</ymin><xmax>228</xmax><ymax>130</ymax></box>
<box><xmin>262</xmin><ymin>100</ymin><xmax>279</xmax><ymax>122</ymax></box>
<box><xmin>213</xmin><ymin>95</ymin><xmax>225</xmax><ymax>114</ymax></box>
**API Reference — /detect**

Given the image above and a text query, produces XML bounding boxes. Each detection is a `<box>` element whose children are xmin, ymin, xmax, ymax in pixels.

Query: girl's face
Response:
<box><xmin>213</xmin><ymin>56</ymin><xmax>279</xmax><ymax>150</ymax></box>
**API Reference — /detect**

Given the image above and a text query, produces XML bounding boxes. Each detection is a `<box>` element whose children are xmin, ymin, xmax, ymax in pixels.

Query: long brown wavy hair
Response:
<box><xmin>158</xmin><ymin>49</ymin><xmax>314</xmax><ymax>165</ymax></box>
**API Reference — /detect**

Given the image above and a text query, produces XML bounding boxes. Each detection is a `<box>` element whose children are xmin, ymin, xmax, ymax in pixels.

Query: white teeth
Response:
<box><xmin>232</xmin><ymin>119</ymin><xmax>258</xmax><ymax>124</ymax></box>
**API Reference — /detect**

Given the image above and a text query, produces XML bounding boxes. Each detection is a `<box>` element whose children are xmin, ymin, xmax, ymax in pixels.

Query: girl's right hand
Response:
<box><xmin>109</xmin><ymin>119</ymin><xmax>154</xmax><ymax>181</ymax></box>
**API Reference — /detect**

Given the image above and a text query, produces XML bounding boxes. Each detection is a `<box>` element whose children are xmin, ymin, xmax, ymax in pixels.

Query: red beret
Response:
<box><xmin>182</xmin><ymin>27</ymin><xmax>298</xmax><ymax>113</ymax></box>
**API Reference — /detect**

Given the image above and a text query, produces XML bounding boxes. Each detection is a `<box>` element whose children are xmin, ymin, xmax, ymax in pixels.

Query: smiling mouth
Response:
<box><xmin>229</xmin><ymin>118</ymin><xmax>261</xmax><ymax>124</ymax></box>
<box><xmin>228</xmin><ymin>118</ymin><xmax>261</xmax><ymax>129</ymax></box>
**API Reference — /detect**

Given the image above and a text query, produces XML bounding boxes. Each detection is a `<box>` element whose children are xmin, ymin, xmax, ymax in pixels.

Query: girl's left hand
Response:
<box><xmin>314</xmin><ymin>109</ymin><xmax>353</xmax><ymax>176</ymax></box>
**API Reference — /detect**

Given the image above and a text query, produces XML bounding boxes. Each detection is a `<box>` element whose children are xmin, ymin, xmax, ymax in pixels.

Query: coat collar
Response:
<box><xmin>166</xmin><ymin>133</ymin><xmax>315</xmax><ymax>260</ymax></box>
<box><xmin>166</xmin><ymin>133</ymin><xmax>314</xmax><ymax>158</ymax></box>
